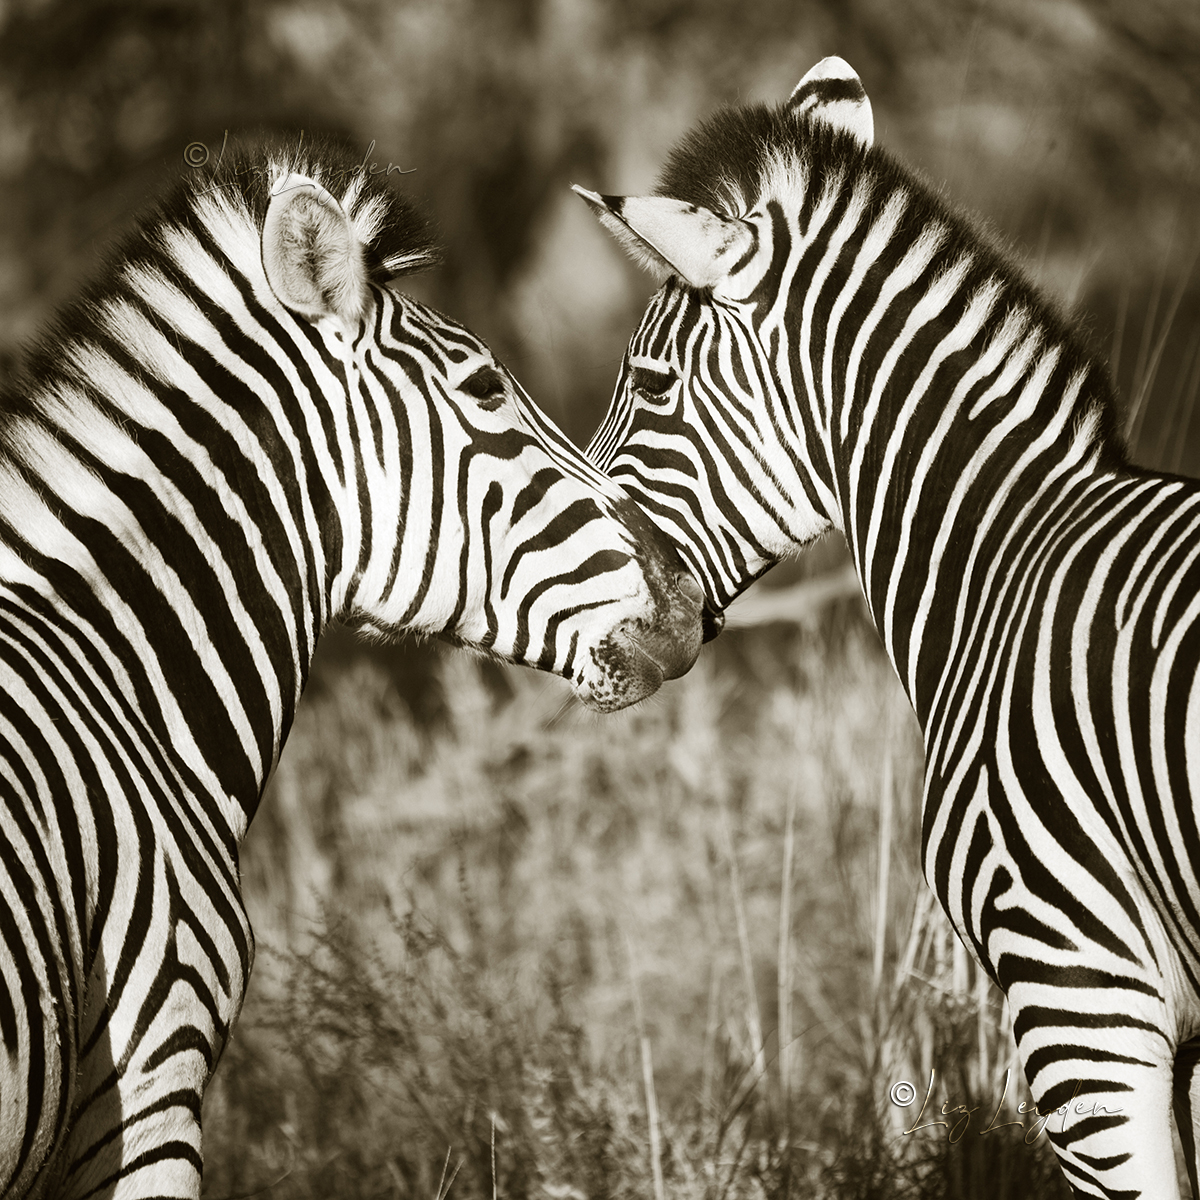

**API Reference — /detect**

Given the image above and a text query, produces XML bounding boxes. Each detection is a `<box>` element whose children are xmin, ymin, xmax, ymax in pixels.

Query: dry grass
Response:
<box><xmin>200</xmin><ymin>593</ymin><xmax>1068</xmax><ymax>1199</ymax></box>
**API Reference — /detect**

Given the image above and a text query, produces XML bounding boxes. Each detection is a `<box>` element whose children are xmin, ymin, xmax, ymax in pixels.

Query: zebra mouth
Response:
<box><xmin>573</xmin><ymin>567</ymin><xmax>706</xmax><ymax>711</ymax></box>
<box><xmin>618</xmin><ymin>628</ymin><xmax>669</xmax><ymax>683</ymax></box>
<box><xmin>578</xmin><ymin>613</ymin><xmax>699</xmax><ymax>713</ymax></box>
<box><xmin>615</xmin><ymin>610</ymin><xmax>699</xmax><ymax>684</ymax></box>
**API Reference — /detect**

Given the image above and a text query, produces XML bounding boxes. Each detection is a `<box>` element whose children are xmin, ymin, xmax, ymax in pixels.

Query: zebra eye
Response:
<box><xmin>461</xmin><ymin>365</ymin><xmax>507</xmax><ymax>410</ymax></box>
<box><xmin>629</xmin><ymin>364</ymin><xmax>677</xmax><ymax>398</ymax></box>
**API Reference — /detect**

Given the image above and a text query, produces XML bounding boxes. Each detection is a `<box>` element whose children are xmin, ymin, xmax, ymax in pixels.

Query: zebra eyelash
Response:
<box><xmin>629</xmin><ymin>364</ymin><xmax>678</xmax><ymax>398</ymax></box>
<box><xmin>460</xmin><ymin>365</ymin><xmax>508</xmax><ymax>410</ymax></box>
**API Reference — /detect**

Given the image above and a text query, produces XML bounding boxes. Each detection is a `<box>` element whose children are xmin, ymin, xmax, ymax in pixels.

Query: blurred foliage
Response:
<box><xmin>204</xmin><ymin>609</ymin><xmax>1072</xmax><ymax>1197</ymax></box>
<box><xmin>2</xmin><ymin>0</ymin><xmax>1200</xmax><ymax>454</ymax></box>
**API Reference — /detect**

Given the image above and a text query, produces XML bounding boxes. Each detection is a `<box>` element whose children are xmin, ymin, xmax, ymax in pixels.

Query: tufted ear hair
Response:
<box><xmin>261</xmin><ymin>173</ymin><xmax>368</xmax><ymax>324</ymax></box>
<box><xmin>571</xmin><ymin>185</ymin><xmax>755</xmax><ymax>289</ymax></box>
<box><xmin>787</xmin><ymin>56</ymin><xmax>874</xmax><ymax>147</ymax></box>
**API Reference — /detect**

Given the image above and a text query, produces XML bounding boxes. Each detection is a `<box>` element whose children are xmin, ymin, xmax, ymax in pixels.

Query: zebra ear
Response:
<box><xmin>571</xmin><ymin>185</ymin><xmax>754</xmax><ymax>289</ymax></box>
<box><xmin>261</xmin><ymin>173</ymin><xmax>368</xmax><ymax>324</ymax></box>
<box><xmin>787</xmin><ymin>56</ymin><xmax>874</xmax><ymax>147</ymax></box>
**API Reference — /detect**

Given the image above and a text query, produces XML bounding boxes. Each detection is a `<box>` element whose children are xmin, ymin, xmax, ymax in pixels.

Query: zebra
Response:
<box><xmin>576</xmin><ymin>57</ymin><xmax>1200</xmax><ymax>1199</ymax></box>
<box><xmin>0</xmin><ymin>138</ymin><xmax>704</xmax><ymax>1199</ymax></box>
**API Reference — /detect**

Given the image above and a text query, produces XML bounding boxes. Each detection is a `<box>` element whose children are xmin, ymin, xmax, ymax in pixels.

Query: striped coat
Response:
<box><xmin>0</xmin><ymin>140</ymin><xmax>702</xmax><ymax>1198</ymax></box>
<box><xmin>579</xmin><ymin>58</ymin><xmax>1200</xmax><ymax>1199</ymax></box>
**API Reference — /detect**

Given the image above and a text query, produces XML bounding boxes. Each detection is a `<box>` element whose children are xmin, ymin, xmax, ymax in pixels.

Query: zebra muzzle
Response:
<box><xmin>582</xmin><ymin>597</ymin><xmax>702</xmax><ymax>711</ymax></box>
<box><xmin>622</xmin><ymin>574</ymin><xmax>706</xmax><ymax>686</ymax></box>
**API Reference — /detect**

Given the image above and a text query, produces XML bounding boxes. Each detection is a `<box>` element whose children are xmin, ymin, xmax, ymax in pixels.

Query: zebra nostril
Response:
<box><xmin>675</xmin><ymin>571</ymin><xmax>704</xmax><ymax>606</ymax></box>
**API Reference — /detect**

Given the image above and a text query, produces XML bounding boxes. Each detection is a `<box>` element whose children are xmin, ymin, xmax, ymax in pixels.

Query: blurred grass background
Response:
<box><xmin>3</xmin><ymin>1</ymin><xmax>1199</xmax><ymax>1195</ymax></box>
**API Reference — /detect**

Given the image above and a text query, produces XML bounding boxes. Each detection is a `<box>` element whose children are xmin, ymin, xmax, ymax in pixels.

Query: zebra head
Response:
<box><xmin>251</xmin><ymin>159</ymin><xmax>704</xmax><ymax>712</ymax></box>
<box><xmin>0</xmin><ymin>140</ymin><xmax>709</xmax><ymax>1200</ymax></box>
<box><xmin>576</xmin><ymin>57</ymin><xmax>878</xmax><ymax>617</ymax></box>
<box><xmin>4</xmin><ymin>142</ymin><xmax>705</xmax><ymax>803</ymax></box>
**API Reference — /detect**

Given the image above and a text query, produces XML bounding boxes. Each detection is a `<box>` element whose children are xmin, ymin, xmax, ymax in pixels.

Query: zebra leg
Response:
<box><xmin>1173</xmin><ymin>1039</ymin><xmax>1200</xmax><ymax>1199</ymax></box>
<box><xmin>51</xmin><ymin>852</ymin><xmax>250</xmax><ymax>1199</ymax></box>
<box><xmin>1007</xmin><ymin>978</ymin><xmax>1181</xmax><ymax>1199</ymax></box>
<box><xmin>50</xmin><ymin>981</ymin><xmax>213</xmax><ymax>1199</ymax></box>
<box><xmin>0</xmin><ymin>963</ymin><xmax>74</xmax><ymax>1198</ymax></box>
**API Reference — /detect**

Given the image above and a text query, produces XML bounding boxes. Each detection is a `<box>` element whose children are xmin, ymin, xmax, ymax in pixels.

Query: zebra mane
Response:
<box><xmin>180</xmin><ymin>135</ymin><xmax>440</xmax><ymax>281</ymax></box>
<box><xmin>654</xmin><ymin>104</ymin><xmax>1127</xmax><ymax>464</ymax></box>
<box><xmin>1</xmin><ymin>136</ymin><xmax>438</xmax><ymax>432</ymax></box>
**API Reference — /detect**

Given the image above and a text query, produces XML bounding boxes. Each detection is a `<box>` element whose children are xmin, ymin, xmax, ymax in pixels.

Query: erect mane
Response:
<box><xmin>654</xmin><ymin>102</ymin><xmax>1127</xmax><ymax>467</ymax></box>
<box><xmin>0</xmin><ymin>136</ymin><xmax>439</xmax><ymax>444</ymax></box>
<box><xmin>653</xmin><ymin>103</ymin><xmax>872</xmax><ymax>219</ymax></box>
<box><xmin>181</xmin><ymin>135</ymin><xmax>440</xmax><ymax>282</ymax></box>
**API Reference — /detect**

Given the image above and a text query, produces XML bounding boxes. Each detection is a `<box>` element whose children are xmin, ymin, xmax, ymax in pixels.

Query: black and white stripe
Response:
<box><xmin>580</xmin><ymin>57</ymin><xmax>1200</xmax><ymax>1199</ymax></box>
<box><xmin>0</xmin><ymin>139</ymin><xmax>702</xmax><ymax>1199</ymax></box>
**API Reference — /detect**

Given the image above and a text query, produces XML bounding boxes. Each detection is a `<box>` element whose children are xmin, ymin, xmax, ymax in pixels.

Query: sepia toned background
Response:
<box><xmin>3</xmin><ymin>1</ymin><xmax>1199</xmax><ymax>1196</ymax></box>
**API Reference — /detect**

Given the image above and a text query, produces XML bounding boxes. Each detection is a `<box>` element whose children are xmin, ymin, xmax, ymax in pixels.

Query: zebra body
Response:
<box><xmin>579</xmin><ymin>59</ymin><xmax>1200</xmax><ymax>1197</ymax></box>
<box><xmin>0</xmin><ymin>142</ymin><xmax>702</xmax><ymax>1198</ymax></box>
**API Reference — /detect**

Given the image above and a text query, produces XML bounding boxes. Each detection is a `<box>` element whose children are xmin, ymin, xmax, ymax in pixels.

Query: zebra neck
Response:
<box><xmin>0</xmin><ymin>345</ymin><xmax>334</xmax><ymax>843</ymax></box>
<box><xmin>812</xmin><ymin>268</ymin><xmax>1114</xmax><ymax>732</ymax></box>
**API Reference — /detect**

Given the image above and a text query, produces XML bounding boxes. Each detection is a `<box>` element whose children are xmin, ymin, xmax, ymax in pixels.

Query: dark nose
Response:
<box><xmin>608</xmin><ymin>496</ymin><xmax>710</xmax><ymax>670</ymax></box>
